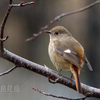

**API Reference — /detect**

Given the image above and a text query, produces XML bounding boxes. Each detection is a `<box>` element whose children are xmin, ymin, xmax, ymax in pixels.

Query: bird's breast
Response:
<box><xmin>48</xmin><ymin>41</ymin><xmax>72</xmax><ymax>70</ymax></box>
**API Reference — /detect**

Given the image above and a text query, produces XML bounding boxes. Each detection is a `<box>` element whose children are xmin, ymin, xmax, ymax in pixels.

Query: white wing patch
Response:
<box><xmin>64</xmin><ymin>49</ymin><xmax>71</xmax><ymax>54</ymax></box>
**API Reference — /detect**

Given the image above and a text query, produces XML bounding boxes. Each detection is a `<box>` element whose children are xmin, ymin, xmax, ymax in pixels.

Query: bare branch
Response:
<box><xmin>32</xmin><ymin>87</ymin><xmax>87</xmax><ymax>100</ymax></box>
<box><xmin>26</xmin><ymin>0</ymin><xmax>100</xmax><ymax>42</ymax></box>
<box><xmin>0</xmin><ymin>65</ymin><xmax>18</xmax><ymax>76</ymax></box>
<box><xmin>0</xmin><ymin>6</ymin><xmax>11</xmax><ymax>53</ymax></box>
<box><xmin>9</xmin><ymin>0</ymin><xmax>12</xmax><ymax>4</ymax></box>
<box><xmin>1</xmin><ymin>49</ymin><xmax>100</xmax><ymax>98</ymax></box>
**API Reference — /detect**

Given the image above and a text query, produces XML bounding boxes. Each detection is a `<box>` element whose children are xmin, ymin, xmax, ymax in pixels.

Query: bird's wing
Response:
<box><xmin>83</xmin><ymin>54</ymin><xmax>93</xmax><ymax>71</ymax></box>
<box><xmin>54</xmin><ymin>47</ymin><xmax>82</xmax><ymax>69</ymax></box>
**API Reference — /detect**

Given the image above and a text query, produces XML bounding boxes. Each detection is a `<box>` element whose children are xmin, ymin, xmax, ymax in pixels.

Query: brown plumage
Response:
<box><xmin>45</xmin><ymin>26</ymin><xmax>93</xmax><ymax>93</ymax></box>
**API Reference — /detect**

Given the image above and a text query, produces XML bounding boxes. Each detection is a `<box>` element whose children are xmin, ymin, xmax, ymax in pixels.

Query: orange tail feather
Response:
<box><xmin>72</xmin><ymin>66</ymin><xmax>82</xmax><ymax>93</ymax></box>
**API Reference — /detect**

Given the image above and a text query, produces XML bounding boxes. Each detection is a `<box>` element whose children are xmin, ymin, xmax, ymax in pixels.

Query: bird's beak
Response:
<box><xmin>45</xmin><ymin>30</ymin><xmax>51</xmax><ymax>34</ymax></box>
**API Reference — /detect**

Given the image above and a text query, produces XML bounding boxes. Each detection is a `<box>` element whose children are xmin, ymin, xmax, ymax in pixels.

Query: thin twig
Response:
<box><xmin>9</xmin><ymin>0</ymin><xmax>12</xmax><ymax>4</ymax></box>
<box><xmin>0</xmin><ymin>66</ymin><xmax>18</xmax><ymax>76</ymax></box>
<box><xmin>32</xmin><ymin>87</ymin><xmax>87</xmax><ymax>100</ymax></box>
<box><xmin>25</xmin><ymin>30</ymin><xmax>44</xmax><ymax>42</ymax></box>
<box><xmin>26</xmin><ymin>0</ymin><xmax>100</xmax><ymax>42</ymax></box>
<box><xmin>11</xmin><ymin>1</ymin><xmax>35</xmax><ymax>7</ymax></box>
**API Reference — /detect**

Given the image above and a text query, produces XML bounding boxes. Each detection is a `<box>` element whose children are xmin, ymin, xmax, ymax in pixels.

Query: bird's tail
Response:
<box><xmin>72</xmin><ymin>66</ymin><xmax>82</xmax><ymax>93</ymax></box>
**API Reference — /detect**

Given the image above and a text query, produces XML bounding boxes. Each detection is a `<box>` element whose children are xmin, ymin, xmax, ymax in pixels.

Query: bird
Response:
<box><xmin>45</xmin><ymin>26</ymin><xmax>93</xmax><ymax>93</ymax></box>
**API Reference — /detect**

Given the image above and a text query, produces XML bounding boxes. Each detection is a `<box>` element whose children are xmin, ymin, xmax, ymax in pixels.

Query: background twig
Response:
<box><xmin>32</xmin><ymin>87</ymin><xmax>87</xmax><ymax>100</ymax></box>
<box><xmin>26</xmin><ymin>0</ymin><xmax>100</xmax><ymax>42</ymax></box>
<box><xmin>0</xmin><ymin>66</ymin><xmax>18</xmax><ymax>76</ymax></box>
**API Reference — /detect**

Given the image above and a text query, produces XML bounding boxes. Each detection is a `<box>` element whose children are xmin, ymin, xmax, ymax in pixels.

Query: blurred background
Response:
<box><xmin>0</xmin><ymin>0</ymin><xmax>100</xmax><ymax>100</ymax></box>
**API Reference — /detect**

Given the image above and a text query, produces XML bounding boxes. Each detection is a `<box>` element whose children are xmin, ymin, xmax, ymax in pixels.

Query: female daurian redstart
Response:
<box><xmin>45</xmin><ymin>26</ymin><xmax>93</xmax><ymax>93</ymax></box>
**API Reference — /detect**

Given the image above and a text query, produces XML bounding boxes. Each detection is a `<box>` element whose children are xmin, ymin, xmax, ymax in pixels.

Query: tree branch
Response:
<box><xmin>26</xmin><ymin>0</ymin><xmax>100</xmax><ymax>42</ymax></box>
<box><xmin>1</xmin><ymin>49</ymin><xmax>100</xmax><ymax>98</ymax></box>
<box><xmin>32</xmin><ymin>87</ymin><xmax>87</xmax><ymax>100</ymax></box>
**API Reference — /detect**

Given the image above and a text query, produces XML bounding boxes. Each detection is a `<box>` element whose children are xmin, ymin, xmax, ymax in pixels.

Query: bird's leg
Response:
<box><xmin>48</xmin><ymin>77</ymin><xmax>59</xmax><ymax>84</ymax></box>
<box><xmin>71</xmin><ymin>73</ymin><xmax>73</xmax><ymax>79</ymax></box>
<box><xmin>58</xmin><ymin>69</ymin><xmax>62</xmax><ymax>74</ymax></box>
<box><xmin>48</xmin><ymin>69</ymin><xmax>62</xmax><ymax>84</ymax></box>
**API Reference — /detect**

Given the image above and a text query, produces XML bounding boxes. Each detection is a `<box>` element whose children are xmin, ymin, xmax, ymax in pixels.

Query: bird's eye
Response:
<box><xmin>55</xmin><ymin>32</ymin><xmax>59</xmax><ymax>35</ymax></box>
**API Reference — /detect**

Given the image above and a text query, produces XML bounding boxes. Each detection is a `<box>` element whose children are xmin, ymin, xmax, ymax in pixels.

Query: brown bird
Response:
<box><xmin>45</xmin><ymin>26</ymin><xmax>93</xmax><ymax>93</ymax></box>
